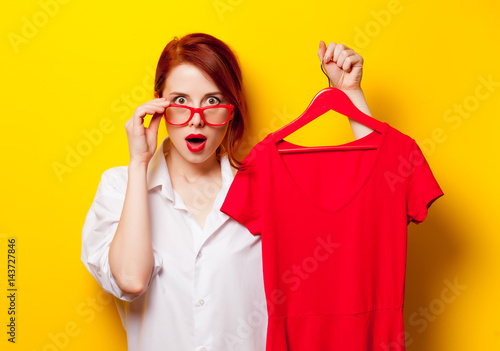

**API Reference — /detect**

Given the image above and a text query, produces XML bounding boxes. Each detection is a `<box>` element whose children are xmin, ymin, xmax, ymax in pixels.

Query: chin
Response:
<box><xmin>180</xmin><ymin>144</ymin><xmax>219</xmax><ymax>164</ymax></box>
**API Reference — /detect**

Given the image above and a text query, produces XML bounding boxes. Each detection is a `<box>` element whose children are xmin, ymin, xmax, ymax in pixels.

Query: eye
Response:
<box><xmin>173</xmin><ymin>96</ymin><xmax>187</xmax><ymax>105</ymax></box>
<box><xmin>206</xmin><ymin>96</ymin><xmax>221</xmax><ymax>105</ymax></box>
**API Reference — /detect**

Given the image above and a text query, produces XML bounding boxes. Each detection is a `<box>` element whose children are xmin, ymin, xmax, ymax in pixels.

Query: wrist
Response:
<box><xmin>340</xmin><ymin>87</ymin><xmax>364</xmax><ymax>97</ymax></box>
<box><xmin>128</xmin><ymin>160</ymin><xmax>149</xmax><ymax>174</ymax></box>
<box><xmin>340</xmin><ymin>88</ymin><xmax>372</xmax><ymax>117</ymax></box>
<box><xmin>341</xmin><ymin>88</ymin><xmax>366</xmax><ymax>105</ymax></box>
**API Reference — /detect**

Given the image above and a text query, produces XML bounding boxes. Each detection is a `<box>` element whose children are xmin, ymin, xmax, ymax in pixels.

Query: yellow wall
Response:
<box><xmin>1</xmin><ymin>0</ymin><xmax>499</xmax><ymax>350</ymax></box>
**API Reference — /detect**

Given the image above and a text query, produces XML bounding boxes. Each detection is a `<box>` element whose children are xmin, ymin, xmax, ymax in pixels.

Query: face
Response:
<box><xmin>160</xmin><ymin>63</ymin><xmax>232</xmax><ymax>165</ymax></box>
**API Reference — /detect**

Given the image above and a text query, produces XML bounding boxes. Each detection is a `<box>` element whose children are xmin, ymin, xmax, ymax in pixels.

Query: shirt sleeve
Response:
<box><xmin>220</xmin><ymin>148</ymin><xmax>262</xmax><ymax>235</ymax></box>
<box><xmin>81</xmin><ymin>167</ymin><xmax>163</xmax><ymax>302</ymax></box>
<box><xmin>406</xmin><ymin>140</ymin><xmax>444</xmax><ymax>225</ymax></box>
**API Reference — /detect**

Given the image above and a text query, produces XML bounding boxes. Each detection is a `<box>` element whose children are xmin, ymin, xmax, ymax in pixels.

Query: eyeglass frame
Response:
<box><xmin>163</xmin><ymin>103</ymin><xmax>234</xmax><ymax>126</ymax></box>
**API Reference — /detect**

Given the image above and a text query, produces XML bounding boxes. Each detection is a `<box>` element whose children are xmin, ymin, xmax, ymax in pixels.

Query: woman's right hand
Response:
<box><xmin>125</xmin><ymin>97</ymin><xmax>170</xmax><ymax>166</ymax></box>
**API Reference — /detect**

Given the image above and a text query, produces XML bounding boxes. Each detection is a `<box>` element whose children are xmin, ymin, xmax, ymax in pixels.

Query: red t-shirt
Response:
<box><xmin>220</xmin><ymin>122</ymin><xmax>444</xmax><ymax>350</ymax></box>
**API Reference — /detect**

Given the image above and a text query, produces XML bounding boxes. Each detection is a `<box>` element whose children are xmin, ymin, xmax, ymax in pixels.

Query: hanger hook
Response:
<box><xmin>320</xmin><ymin>58</ymin><xmax>331</xmax><ymax>88</ymax></box>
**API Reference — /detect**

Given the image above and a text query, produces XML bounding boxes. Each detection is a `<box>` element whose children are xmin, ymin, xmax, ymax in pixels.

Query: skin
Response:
<box><xmin>108</xmin><ymin>41</ymin><xmax>373</xmax><ymax>295</ymax></box>
<box><xmin>318</xmin><ymin>41</ymin><xmax>375</xmax><ymax>139</ymax></box>
<box><xmin>161</xmin><ymin>64</ymin><xmax>232</xmax><ymax>229</ymax></box>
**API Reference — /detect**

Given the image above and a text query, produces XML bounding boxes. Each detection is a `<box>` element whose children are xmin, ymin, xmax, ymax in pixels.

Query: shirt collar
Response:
<box><xmin>146</xmin><ymin>136</ymin><xmax>235</xmax><ymax>202</ymax></box>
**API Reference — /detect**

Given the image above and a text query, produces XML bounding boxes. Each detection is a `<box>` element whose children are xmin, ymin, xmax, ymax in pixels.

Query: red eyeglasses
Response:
<box><xmin>164</xmin><ymin>104</ymin><xmax>234</xmax><ymax>126</ymax></box>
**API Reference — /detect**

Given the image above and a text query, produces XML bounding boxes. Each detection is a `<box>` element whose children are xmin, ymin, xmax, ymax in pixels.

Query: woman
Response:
<box><xmin>81</xmin><ymin>33</ymin><xmax>372</xmax><ymax>350</ymax></box>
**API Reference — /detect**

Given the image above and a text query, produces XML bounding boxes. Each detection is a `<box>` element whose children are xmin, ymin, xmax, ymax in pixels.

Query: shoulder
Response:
<box><xmin>97</xmin><ymin>166</ymin><xmax>128</xmax><ymax>195</ymax></box>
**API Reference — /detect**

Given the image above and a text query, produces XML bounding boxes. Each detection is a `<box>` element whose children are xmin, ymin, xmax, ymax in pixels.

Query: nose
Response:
<box><xmin>188</xmin><ymin>111</ymin><xmax>205</xmax><ymax>127</ymax></box>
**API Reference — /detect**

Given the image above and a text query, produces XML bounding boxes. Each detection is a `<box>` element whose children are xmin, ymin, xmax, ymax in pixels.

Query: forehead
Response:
<box><xmin>163</xmin><ymin>64</ymin><xmax>219</xmax><ymax>95</ymax></box>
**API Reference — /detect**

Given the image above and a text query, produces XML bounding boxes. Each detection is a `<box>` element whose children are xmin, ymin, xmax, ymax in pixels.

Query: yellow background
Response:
<box><xmin>1</xmin><ymin>0</ymin><xmax>499</xmax><ymax>350</ymax></box>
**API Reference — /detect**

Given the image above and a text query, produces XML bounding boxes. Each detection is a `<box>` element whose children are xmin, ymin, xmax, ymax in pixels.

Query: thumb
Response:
<box><xmin>318</xmin><ymin>40</ymin><xmax>326</xmax><ymax>62</ymax></box>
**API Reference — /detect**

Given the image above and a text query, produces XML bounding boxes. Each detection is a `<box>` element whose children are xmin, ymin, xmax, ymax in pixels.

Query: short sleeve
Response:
<box><xmin>406</xmin><ymin>140</ymin><xmax>444</xmax><ymax>224</ymax></box>
<box><xmin>81</xmin><ymin>168</ymin><xmax>163</xmax><ymax>302</ymax></box>
<box><xmin>220</xmin><ymin>149</ymin><xmax>262</xmax><ymax>235</ymax></box>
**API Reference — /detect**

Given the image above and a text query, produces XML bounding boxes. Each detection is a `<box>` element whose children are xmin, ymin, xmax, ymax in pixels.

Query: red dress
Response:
<box><xmin>220</xmin><ymin>123</ymin><xmax>444</xmax><ymax>350</ymax></box>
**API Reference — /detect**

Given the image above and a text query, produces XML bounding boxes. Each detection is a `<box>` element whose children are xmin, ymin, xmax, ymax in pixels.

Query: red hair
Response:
<box><xmin>154</xmin><ymin>33</ymin><xmax>246</xmax><ymax>170</ymax></box>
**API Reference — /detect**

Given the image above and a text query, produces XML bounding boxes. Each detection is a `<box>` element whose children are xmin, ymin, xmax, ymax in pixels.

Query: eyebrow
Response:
<box><xmin>168</xmin><ymin>91</ymin><xmax>224</xmax><ymax>97</ymax></box>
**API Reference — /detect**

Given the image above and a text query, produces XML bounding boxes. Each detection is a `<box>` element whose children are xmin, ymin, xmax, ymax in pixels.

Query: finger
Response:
<box><xmin>323</xmin><ymin>42</ymin><xmax>337</xmax><ymax>63</ymax></box>
<box><xmin>138</xmin><ymin>103</ymin><xmax>169</xmax><ymax>116</ymax></box>
<box><xmin>333</xmin><ymin>44</ymin><xmax>350</xmax><ymax>63</ymax></box>
<box><xmin>336</xmin><ymin>49</ymin><xmax>354</xmax><ymax>69</ymax></box>
<box><xmin>339</xmin><ymin>52</ymin><xmax>363</xmax><ymax>72</ymax></box>
<box><xmin>148</xmin><ymin>99</ymin><xmax>170</xmax><ymax>107</ymax></box>
<box><xmin>147</xmin><ymin>112</ymin><xmax>163</xmax><ymax>134</ymax></box>
<box><xmin>148</xmin><ymin>97</ymin><xmax>169</xmax><ymax>107</ymax></box>
<box><xmin>132</xmin><ymin>110</ymin><xmax>145</xmax><ymax>130</ymax></box>
<box><xmin>318</xmin><ymin>40</ymin><xmax>327</xmax><ymax>62</ymax></box>
<box><xmin>347</xmin><ymin>53</ymin><xmax>363</xmax><ymax>68</ymax></box>
<box><xmin>342</xmin><ymin>55</ymin><xmax>355</xmax><ymax>72</ymax></box>
<box><xmin>147</xmin><ymin>103</ymin><xmax>169</xmax><ymax>112</ymax></box>
<box><xmin>147</xmin><ymin>101</ymin><xmax>170</xmax><ymax>118</ymax></box>
<box><xmin>132</xmin><ymin>106</ymin><xmax>164</xmax><ymax>130</ymax></box>
<box><xmin>145</xmin><ymin>114</ymin><xmax>162</xmax><ymax>153</ymax></box>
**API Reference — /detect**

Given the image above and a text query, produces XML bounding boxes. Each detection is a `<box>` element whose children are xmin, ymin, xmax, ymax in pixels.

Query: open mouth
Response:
<box><xmin>185</xmin><ymin>134</ymin><xmax>207</xmax><ymax>152</ymax></box>
<box><xmin>186</xmin><ymin>137</ymin><xmax>206</xmax><ymax>144</ymax></box>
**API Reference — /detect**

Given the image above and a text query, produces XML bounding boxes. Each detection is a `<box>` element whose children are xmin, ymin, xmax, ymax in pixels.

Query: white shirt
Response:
<box><xmin>81</xmin><ymin>136</ymin><xmax>267</xmax><ymax>351</ymax></box>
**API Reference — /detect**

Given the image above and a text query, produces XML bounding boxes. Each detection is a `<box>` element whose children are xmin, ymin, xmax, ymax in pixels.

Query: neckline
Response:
<box><xmin>269</xmin><ymin>122</ymin><xmax>390</xmax><ymax>215</ymax></box>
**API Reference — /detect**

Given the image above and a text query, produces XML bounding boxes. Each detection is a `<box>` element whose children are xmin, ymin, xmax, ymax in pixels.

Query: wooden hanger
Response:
<box><xmin>271</xmin><ymin>88</ymin><xmax>385</xmax><ymax>153</ymax></box>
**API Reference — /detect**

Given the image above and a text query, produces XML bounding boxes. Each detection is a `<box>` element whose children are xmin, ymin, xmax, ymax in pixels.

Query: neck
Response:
<box><xmin>165</xmin><ymin>144</ymin><xmax>220</xmax><ymax>183</ymax></box>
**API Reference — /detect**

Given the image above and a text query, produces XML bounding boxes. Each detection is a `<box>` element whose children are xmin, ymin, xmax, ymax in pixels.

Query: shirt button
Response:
<box><xmin>201</xmin><ymin>348</ymin><xmax>207</xmax><ymax>351</ymax></box>
<box><xmin>199</xmin><ymin>299</ymin><xmax>205</xmax><ymax>306</ymax></box>
<box><xmin>197</xmin><ymin>251</ymin><xmax>202</xmax><ymax>259</ymax></box>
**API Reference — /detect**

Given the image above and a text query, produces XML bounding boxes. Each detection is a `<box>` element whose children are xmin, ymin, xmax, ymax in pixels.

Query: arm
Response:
<box><xmin>342</xmin><ymin>89</ymin><xmax>375</xmax><ymax>140</ymax></box>
<box><xmin>108</xmin><ymin>162</ymin><xmax>153</xmax><ymax>295</ymax></box>
<box><xmin>318</xmin><ymin>41</ymin><xmax>374</xmax><ymax>140</ymax></box>
<box><xmin>108</xmin><ymin>97</ymin><xmax>170</xmax><ymax>295</ymax></box>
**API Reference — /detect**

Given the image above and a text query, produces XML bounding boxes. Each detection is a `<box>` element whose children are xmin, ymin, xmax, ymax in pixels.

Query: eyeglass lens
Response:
<box><xmin>165</xmin><ymin>106</ymin><xmax>229</xmax><ymax>125</ymax></box>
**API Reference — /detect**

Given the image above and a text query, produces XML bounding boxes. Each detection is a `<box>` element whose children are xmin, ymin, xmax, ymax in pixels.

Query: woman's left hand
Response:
<box><xmin>318</xmin><ymin>41</ymin><xmax>364</xmax><ymax>91</ymax></box>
